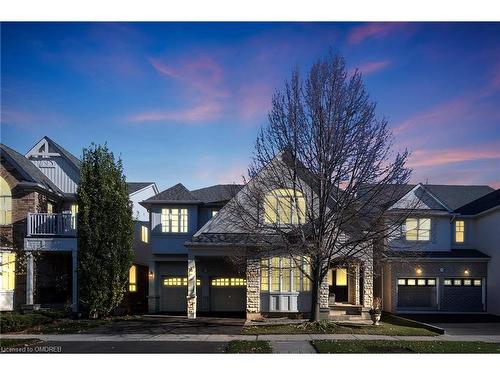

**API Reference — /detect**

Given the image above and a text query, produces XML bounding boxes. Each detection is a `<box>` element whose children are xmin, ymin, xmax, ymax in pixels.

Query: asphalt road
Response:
<box><xmin>7</xmin><ymin>341</ymin><xmax>226</xmax><ymax>354</ymax></box>
<box><xmin>399</xmin><ymin>314</ymin><xmax>500</xmax><ymax>335</ymax></box>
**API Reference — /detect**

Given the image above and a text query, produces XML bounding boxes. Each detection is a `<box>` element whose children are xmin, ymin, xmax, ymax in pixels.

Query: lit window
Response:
<box><xmin>336</xmin><ymin>268</ymin><xmax>348</xmax><ymax>286</ymax></box>
<box><xmin>444</xmin><ymin>279</ymin><xmax>452</xmax><ymax>286</ymax></box>
<box><xmin>212</xmin><ymin>210</ymin><xmax>219</xmax><ymax>217</ymax></box>
<box><xmin>407</xmin><ymin>279</ymin><xmax>416</xmax><ymax>286</ymax></box>
<box><xmin>417</xmin><ymin>279</ymin><xmax>426</xmax><ymax>286</ymax></box>
<box><xmin>47</xmin><ymin>202</ymin><xmax>54</xmax><ymax>214</ymax></box>
<box><xmin>405</xmin><ymin>218</ymin><xmax>431</xmax><ymax>241</ymax></box>
<box><xmin>1</xmin><ymin>253</ymin><xmax>16</xmax><ymax>291</ymax></box>
<box><xmin>71</xmin><ymin>204</ymin><xmax>78</xmax><ymax>229</ymax></box>
<box><xmin>282</xmin><ymin>258</ymin><xmax>291</xmax><ymax>292</ymax></box>
<box><xmin>163</xmin><ymin>277</ymin><xmax>200</xmax><ymax>286</ymax></box>
<box><xmin>0</xmin><ymin>176</ymin><xmax>12</xmax><ymax>225</ymax></box>
<box><xmin>264</xmin><ymin>189</ymin><xmax>306</xmax><ymax>225</ymax></box>
<box><xmin>271</xmin><ymin>257</ymin><xmax>280</xmax><ymax>291</ymax></box>
<box><xmin>454</xmin><ymin>279</ymin><xmax>462</xmax><ymax>286</ymax></box>
<box><xmin>427</xmin><ymin>279</ymin><xmax>436</xmax><ymax>286</ymax></box>
<box><xmin>161</xmin><ymin>208</ymin><xmax>188</xmax><ymax>233</ymax></box>
<box><xmin>398</xmin><ymin>279</ymin><xmax>406</xmax><ymax>285</ymax></box>
<box><xmin>141</xmin><ymin>225</ymin><xmax>149</xmax><ymax>243</ymax></box>
<box><xmin>211</xmin><ymin>278</ymin><xmax>245</xmax><ymax>287</ymax></box>
<box><xmin>129</xmin><ymin>265</ymin><xmax>137</xmax><ymax>292</ymax></box>
<box><xmin>302</xmin><ymin>257</ymin><xmax>311</xmax><ymax>291</ymax></box>
<box><xmin>260</xmin><ymin>259</ymin><xmax>269</xmax><ymax>291</ymax></box>
<box><xmin>455</xmin><ymin>220</ymin><xmax>465</xmax><ymax>243</ymax></box>
<box><xmin>463</xmin><ymin>279</ymin><xmax>472</xmax><ymax>286</ymax></box>
<box><xmin>293</xmin><ymin>257</ymin><xmax>302</xmax><ymax>291</ymax></box>
<box><xmin>474</xmin><ymin>279</ymin><xmax>482</xmax><ymax>286</ymax></box>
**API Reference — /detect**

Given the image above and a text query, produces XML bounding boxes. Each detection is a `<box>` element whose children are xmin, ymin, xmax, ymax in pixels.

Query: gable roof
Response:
<box><xmin>142</xmin><ymin>183</ymin><xmax>201</xmax><ymax>204</ymax></box>
<box><xmin>127</xmin><ymin>182</ymin><xmax>156</xmax><ymax>195</ymax></box>
<box><xmin>190</xmin><ymin>184</ymin><xmax>243</xmax><ymax>204</ymax></box>
<box><xmin>455</xmin><ymin>188</ymin><xmax>500</xmax><ymax>215</ymax></box>
<box><xmin>0</xmin><ymin>143</ymin><xmax>62</xmax><ymax>195</ymax></box>
<box><xmin>26</xmin><ymin>136</ymin><xmax>81</xmax><ymax>171</ymax></box>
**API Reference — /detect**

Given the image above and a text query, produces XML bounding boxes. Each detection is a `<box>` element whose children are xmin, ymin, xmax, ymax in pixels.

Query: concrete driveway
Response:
<box><xmin>399</xmin><ymin>314</ymin><xmax>500</xmax><ymax>336</ymax></box>
<box><xmin>86</xmin><ymin>315</ymin><xmax>246</xmax><ymax>335</ymax></box>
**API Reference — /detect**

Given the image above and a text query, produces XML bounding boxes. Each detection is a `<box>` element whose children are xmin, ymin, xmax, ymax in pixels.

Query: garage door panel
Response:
<box><xmin>397</xmin><ymin>278</ymin><xmax>437</xmax><ymax>310</ymax></box>
<box><xmin>209</xmin><ymin>277</ymin><xmax>246</xmax><ymax>312</ymax></box>
<box><xmin>442</xmin><ymin>287</ymin><xmax>483</xmax><ymax>312</ymax></box>
<box><xmin>160</xmin><ymin>276</ymin><xmax>201</xmax><ymax>312</ymax></box>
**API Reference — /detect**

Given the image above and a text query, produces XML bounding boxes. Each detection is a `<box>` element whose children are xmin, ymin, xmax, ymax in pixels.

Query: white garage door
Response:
<box><xmin>160</xmin><ymin>277</ymin><xmax>200</xmax><ymax>312</ymax></box>
<box><xmin>210</xmin><ymin>277</ymin><xmax>246</xmax><ymax>312</ymax></box>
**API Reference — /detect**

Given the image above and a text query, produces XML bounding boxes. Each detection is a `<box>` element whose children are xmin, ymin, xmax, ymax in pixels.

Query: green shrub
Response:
<box><xmin>0</xmin><ymin>312</ymin><xmax>52</xmax><ymax>333</ymax></box>
<box><xmin>34</xmin><ymin>309</ymin><xmax>68</xmax><ymax>320</ymax></box>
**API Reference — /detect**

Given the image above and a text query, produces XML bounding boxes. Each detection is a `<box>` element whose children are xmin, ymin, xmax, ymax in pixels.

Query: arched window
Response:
<box><xmin>0</xmin><ymin>176</ymin><xmax>12</xmax><ymax>225</ymax></box>
<box><xmin>264</xmin><ymin>188</ymin><xmax>306</xmax><ymax>225</ymax></box>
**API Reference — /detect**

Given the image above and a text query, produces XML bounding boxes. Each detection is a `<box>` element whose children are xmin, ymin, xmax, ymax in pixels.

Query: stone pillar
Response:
<box><xmin>246</xmin><ymin>258</ymin><xmax>261</xmax><ymax>320</ymax></box>
<box><xmin>362</xmin><ymin>260</ymin><xmax>374</xmax><ymax>308</ymax></box>
<box><xmin>147</xmin><ymin>261</ymin><xmax>158</xmax><ymax>313</ymax></box>
<box><xmin>354</xmin><ymin>264</ymin><xmax>361</xmax><ymax>305</ymax></box>
<box><xmin>26</xmin><ymin>252</ymin><xmax>34</xmax><ymax>306</ymax></box>
<box><xmin>187</xmin><ymin>255</ymin><xmax>197</xmax><ymax>319</ymax></box>
<box><xmin>319</xmin><ymin>275</ymin><xmax>329</xmax><ymax>309</ymax></box>
<box><xmin>71</xmin><ymin>250</ymin><xmax>78</xmax><ymax>312</ymax></box>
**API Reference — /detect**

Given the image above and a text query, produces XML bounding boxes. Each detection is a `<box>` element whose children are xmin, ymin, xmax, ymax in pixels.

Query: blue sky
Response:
<box><xmin>1</xmin><ymin>22</ymin><xmax>499</xmax><ymax>190</ymax></box>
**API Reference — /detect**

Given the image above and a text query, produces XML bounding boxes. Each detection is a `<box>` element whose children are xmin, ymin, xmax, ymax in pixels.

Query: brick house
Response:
<box><xmin>0</xmin><ymin>137</ymin><xmax>157</xmax><ymax>312</ymax></box>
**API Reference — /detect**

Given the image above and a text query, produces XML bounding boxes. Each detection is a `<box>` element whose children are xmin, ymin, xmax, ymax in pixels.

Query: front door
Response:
<box><xmin>328</xmin><ymin>268</ymin><xmax>348</xmax><ymax>303</ymax></box>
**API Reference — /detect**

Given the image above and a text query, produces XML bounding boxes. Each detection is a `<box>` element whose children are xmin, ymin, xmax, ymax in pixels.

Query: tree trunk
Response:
<box><xmin>310</xmin><ymin>277</ymin><xmax>321</xmax><ymax>322</ymax></box>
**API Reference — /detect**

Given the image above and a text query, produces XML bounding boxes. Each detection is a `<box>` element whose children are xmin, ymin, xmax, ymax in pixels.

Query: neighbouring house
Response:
<box><xmin>0</xmin><ymin>136</ymin><xmax>158</xmax><ymax>312</ymax></box>
<box><xmin>377</xmin><ymin>183</ymin><xmax>499</xmax><ymax>315</ymax></box>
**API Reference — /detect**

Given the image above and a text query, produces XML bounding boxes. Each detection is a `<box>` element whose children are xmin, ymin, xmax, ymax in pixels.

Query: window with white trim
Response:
<box><xmin>261</xmin><ymin>256</ymin><xmax>311</xmax><ymax>293</ymax></box>
<box><xmin>264</xmin><ymin>189</ymin><xmax>306</xmax><ymax>225</ymax></box>
<box><xmin>0</xmin><ymin>252</ymin><xmax>16</xmax><ymax>291</ymax></box>
<box><xmin>405</xmin><ymin>218</ymin><xmax>431</xmax><ymax>241</ymax></box>
<box><xmin>0</xmin><ymin>176</ymin><xmax>12</xmax><ymax>225</ymax></box>
<box><xmin>161</xmin><ymin>208</ymin><xmax>188</xmax><ymax>233</ymax></box>
<box><xmin>129</xmin><ymin>265</ymin><xmax>137</xmax><ymax>292</ymax></box>
<box><xmin>141</xmin><ymin>225</ymin><xmax>149</xmax><ymax>243</ymax></box>
<box><xmin>397</xmin><ymin>278</ymin><xmax>436</xmax><ymax>286</ymax></box>
<box><xmin>455</xmin><ymin>220</ymin><xmax>465</xmax><ymax>243</ymax></box>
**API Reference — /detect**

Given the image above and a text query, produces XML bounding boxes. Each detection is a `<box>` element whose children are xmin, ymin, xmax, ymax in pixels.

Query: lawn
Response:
<box><xmin>312</xmin><ymin>340</ymin><xmax>500</xmax><ymax>353</ymax></box>
<box><xmin>225</xmin><ymin>340</ymin><xmax>273</xmax><ymax>353</ymax></box>
<box><xmin>242</xmin><ymin>315</ymin><xmax>437</xmax><ymax>336</ymax></box>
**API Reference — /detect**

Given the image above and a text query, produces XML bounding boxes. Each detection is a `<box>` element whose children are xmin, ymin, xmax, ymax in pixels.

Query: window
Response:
<box><xmin>163</xmin><ymin>277</ymin><xmax>200</xmax><ymax>286</ymax></box>
<box><xmin>264</xmin><ymin>189</ymin><xmax>306</xmax><ymax>225</ymax></box>
<box><xmin>398</xmin><ymin>279</ymin><xmax>406</xmax><ymax>285</ymax></box>
<box><xmin>141</xmin><ymin>225</ymin><xmax>149</xmax><ymax>243</ymax></box>
<box><xmin>0</xmin><ymin>176</ymin><xmax>12</xmax><ymax>225</ymax></box>
<box><xmin>211</xmin><ymin>278</ymin><xmax>246</xmax><ymax>287</ymax></box>
<box><xmin>405</xmin><ymin>218</ymin><xmax>431</xmax><ymax>241</ymax></box>
<box><xmin>47</xmin><ymin>202</ymin><xmax>53</xmax><ymax>214</ymax></box>
<box><xmin>463</xmin><ymin>279</ymin><xmax>472</xmax><ymax>286</ymax></box>
<box><xmin>427</xmin><ymin>279</ymin><xmax>436</xmax><ymax>286</ymax></box>
<box><xmin>455</xmin><ymin>220</ymin><xmax>465</xmax><ymax>243</ymax></box>
<box><xmin>397</xmin><ymin>278</ymin><xmax>436</xmax><ymax>287</ymax></box>
<box><xmin>407</xmin><ymin>279</ymin><xmax>416</xmax><ymax>286</ymax></box>
<box><xmin>473</xmin><ymin>279</ymin><xmax>482</xmax><ymax>286</ymax></box>
<box><xmin>454</xmin><ymin>279</ymin><xmax>462</xmax><ymax>286</ymax></box>
<box><xmin>444</xmin><ymin>278</ymin><xmax>482</xmax><ymax>287</ymax></box>
<box><xmin>261</xmin><ymin>256</ymin><xmax>311</xmax><ymax>293</ymax></box>
<box><xmin>336</xmin><ymin>268</ymin><xmax>348</xmax><ymax>286</ymax></box>
<box><xmin>161</xmin><ymin>208</ymin><xmax>188</xmax><ymax>233</ymax></box>
<box><xmin>0</xmin><ymin>253</ymin><xmax>15</xmax><ymax>291</ymax></box>
<box><xmin>128</xmin><ymin>265</ymin><xmax>137</xmax><ymax>292</ymax></box>
<box><xmin>71</xmin><ymin>204</ymin><xmax>78</xmax><ymax>229</ymax></box>
<box><xmin>211</xmin><ymin>210</ymin><xmax>219</xmax><ymax>217</ymax></box>
<box><xmin>444</xmin><ymin>279</ymin><xmax>452</xmax><ymax>286</ymax></box>
<box><xmin>417</xmin><ymin>279</ymin><xmax>426</xmax><ymax>286</ymax></box>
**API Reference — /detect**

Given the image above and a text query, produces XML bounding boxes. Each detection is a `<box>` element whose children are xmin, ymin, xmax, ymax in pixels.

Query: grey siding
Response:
<box><xmin>30</xmin><ymin>157</ymin><xmax>79</xmax><ymax>194</ymax></box>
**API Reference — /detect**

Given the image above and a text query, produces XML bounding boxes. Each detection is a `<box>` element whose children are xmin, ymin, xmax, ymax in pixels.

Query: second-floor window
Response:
<box><xmin>264</xmin><ymin>189</ymin><xmax>306</xmax><ymax>225</ymax></box>
<box><xmin>455</xmin><ymin>220</ymin><xmax>465</xmax><ymax>243</ymax></box>
<box><xmin>141</xmin><ymin>225</ymin><xmax>149</xmax><ymax>243</ymax></box>
<box><xmin>71</xmin><ymin>203</ymin><xmax>78</xmax><ymax>229</ymax></box>
<box><xmin>161</xmin><ymin>208</ymin><xmax>188</xmax><ymax>233</ymax></box>
<box><xmin>0</xmin><ymin>176</ymin><xmax>12</xmax><ymax>225</ymax></box>
<box><xmin>405</xmin><ymin>218</ymin><xmax>431</xmax><ymax>241</ymax></box>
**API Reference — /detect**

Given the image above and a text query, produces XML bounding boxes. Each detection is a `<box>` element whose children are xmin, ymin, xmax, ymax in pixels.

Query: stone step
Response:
<box><xmin>328</xmin><ymin>314</ymin><xmax>371</xmax><ymax>322</ymax></box>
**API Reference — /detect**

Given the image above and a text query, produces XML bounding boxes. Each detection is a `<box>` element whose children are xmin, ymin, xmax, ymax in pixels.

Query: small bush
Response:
<box><xmin>0</xmin><ymin>312</ymin><xmax>52</xmax><ymax>333</ymax></box>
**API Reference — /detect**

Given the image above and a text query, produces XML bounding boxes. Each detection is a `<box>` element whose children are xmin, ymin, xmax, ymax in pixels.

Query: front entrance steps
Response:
<box><xmin>329</xmin><ymin>303</ymin><xmax>371</xmax><ymax>321</ymax></box>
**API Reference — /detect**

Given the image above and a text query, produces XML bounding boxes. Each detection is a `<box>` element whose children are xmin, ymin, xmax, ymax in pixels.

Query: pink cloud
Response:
<box><xmin>237</xmin><ymin>82</ymin><xmax>273</xmax><ymax>121</ymax></box>
<box><xmin>355</xmin><ymin>60</ymin><xmax>391</xmax><ymax>75</ymax></box>
<box><xmin>0</xmin><ymin>108</ymin><xmax>65</xmax><ymax>129</ymax></box>
<box><xmin>194</xmin><ymin>156</ymin><xmax>248</xmax><ymax>184</ymax></box>
<box><xmin>347</xmin><ymin>22</ymin><xmax>416</xmax><ymax>45</ymax></box>
<box><xmin>127</xmin><ymin>102</ymin><xmax>222</xmax><ymax>124</ymax></box>
<box><xmin>407</xmin><ymin>144</ymin><xmax>500</xmax><ymax>168</ymax></box>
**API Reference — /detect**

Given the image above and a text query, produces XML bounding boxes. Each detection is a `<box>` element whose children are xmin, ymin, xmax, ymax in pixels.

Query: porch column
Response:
<box><xmin>354</xmin><ymin>264</ymin><xmax>361</xmax><ymax>305</ymax></box>
<box><xmin>71</xmin><ymin>250</ymin><xmax>78</xmax><ymax>312</ymax></box>
<box><xmin>187</xmin><ymin>255</ymin><xmax>197</xmax><ymax>319</ymax></box>
<box><xmin>147</xmin><ymin>261</ymin><xmax>158</xmax><ymax>313</ymax></box>
<box><xmin>362</xmin><ymin>260</ymin><xmax>374</xmax><ymax>308</ymax></box>
<box><xmin>246</xmin><ymin>258</ymin><xmax>261</xmax><ymax>320</ymax></box>
<box><xmin>26</xmin><ymin>252</ymin><xmax>34</xmax><ymax>306</ymax></box>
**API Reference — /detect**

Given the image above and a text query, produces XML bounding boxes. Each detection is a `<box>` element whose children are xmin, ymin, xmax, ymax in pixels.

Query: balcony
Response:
<box><xmin>27</xmin><ymin>213</ymin><xmax>77</xmax><ymax>237</ymax></box>
<box><xmin>25</xmin><ymin>213</ymin><xmax>77</xmax><ymax>252</ymax></box>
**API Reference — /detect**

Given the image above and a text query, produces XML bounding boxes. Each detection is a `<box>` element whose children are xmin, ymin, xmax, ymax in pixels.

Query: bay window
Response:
<box><xmin>261</xmin><ymin>256</ymin><xmax>311</xmax><ymax>293</ymax></box>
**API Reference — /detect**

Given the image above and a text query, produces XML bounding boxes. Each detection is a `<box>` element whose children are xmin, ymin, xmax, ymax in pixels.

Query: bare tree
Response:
<box><xmin>222</xmin><ymin>51</ymin><xmax>418</xmax><ymax>322</ymax></box>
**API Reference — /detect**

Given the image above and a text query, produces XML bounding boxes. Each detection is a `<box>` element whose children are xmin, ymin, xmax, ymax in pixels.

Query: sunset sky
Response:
<box><xmin>1</xmin><ymin>22</ymin><xmax>499</xmax><ymax>190</ymax></box>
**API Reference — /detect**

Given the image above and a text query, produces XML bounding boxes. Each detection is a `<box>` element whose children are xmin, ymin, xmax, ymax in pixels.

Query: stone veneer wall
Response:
<box><xmin>319</xmin><ymin>276</ymin><xmax>329</xmax><ymax>309</ymax></box>
<box><xmin>246</xmin><ymin>258</ymin><xmax>260</xmax><ymax>319</ymax></box>
<box><xmin>363</xmin><ymin>260</ymin><xmax>374</xmax><ymax>308</ymax></box>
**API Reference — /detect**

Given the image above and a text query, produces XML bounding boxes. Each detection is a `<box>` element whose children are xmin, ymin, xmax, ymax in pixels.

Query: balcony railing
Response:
<box><xmin>27</xmin><ymin>213</ymin><xmax>77</xmax><ymax>237</ymax></box>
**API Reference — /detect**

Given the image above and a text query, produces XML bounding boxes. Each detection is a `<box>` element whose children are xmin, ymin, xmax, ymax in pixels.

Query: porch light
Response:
<box><xmin>148</xmin><ymin>271</ymin><xmax>154</xmax><ymax>278</ymax></box>
<box><xmin>416</xmin><ymin>267</ymin><xmax>422</xmax><ymax>275</ymax></box>
<box><xmin>464</xmin><ymin>269</ymin><xmax>470</xmax><ymax>276</ymax></box>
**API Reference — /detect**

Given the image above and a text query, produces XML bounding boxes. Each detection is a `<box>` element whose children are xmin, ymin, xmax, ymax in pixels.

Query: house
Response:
<box><xmin>0</xmin><ymin>137</ymin><xmax>158</xmax><ymax>312</ymax></box>
<box><xmin>142</xmin><ymin>154</ymin><xmax>498</xmax><ymax>320</ymax></box>
<box><xmin>377</xmin><ymin>183</ymin><xmax>499</xmax><ymax>314</ymax></box>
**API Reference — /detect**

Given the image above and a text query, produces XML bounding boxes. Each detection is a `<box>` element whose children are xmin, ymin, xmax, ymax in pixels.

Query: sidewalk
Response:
<box><xmin>2</xmin><ymin>333</ymin><xmax>500</xmax><ymax>343</ymax></box>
